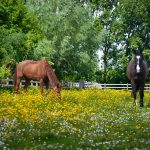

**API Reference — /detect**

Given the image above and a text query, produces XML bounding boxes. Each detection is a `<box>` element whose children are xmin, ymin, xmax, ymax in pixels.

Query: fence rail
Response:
<box><xmin>0</xmin><ymin>78</ymin><xmax>150</xmax><ymax>91</ymax></box>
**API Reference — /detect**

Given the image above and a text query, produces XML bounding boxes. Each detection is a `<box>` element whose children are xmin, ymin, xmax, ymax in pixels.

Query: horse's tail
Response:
<box><xmin>13</xmin><ymin>66</ymin><xmax>17</xmax><ymax>88</ymax></box>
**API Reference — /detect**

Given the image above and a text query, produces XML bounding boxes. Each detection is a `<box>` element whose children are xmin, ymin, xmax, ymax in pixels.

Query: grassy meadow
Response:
<box><xmin>0</xmin><ymin>87</ymin><xmax>150</xmax><ymax>150</ymax></box>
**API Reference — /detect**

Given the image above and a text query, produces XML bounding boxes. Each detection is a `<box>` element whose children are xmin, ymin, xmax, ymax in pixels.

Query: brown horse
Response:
<box><xmin>127</xmin><ymin>50</ymin><xmax>149</xmax><ymax>107</ymax></box>
<box><xmin>14</xmin><ymin>60</ymin><xmax>61</xmax><ymax>98</ymax></box>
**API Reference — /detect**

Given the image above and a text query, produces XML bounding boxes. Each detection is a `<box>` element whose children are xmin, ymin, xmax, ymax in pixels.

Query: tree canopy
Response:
<box><xmin>0</xmin><ymin>0</ymin><xmax>149</xmax><ymax>83</ymax></box>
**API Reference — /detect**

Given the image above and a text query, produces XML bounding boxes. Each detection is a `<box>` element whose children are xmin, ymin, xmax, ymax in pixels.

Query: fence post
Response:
<box><xmin>104</xmin><ymin>83</ymin><xmax>106</xmax><ymax>89</ymax></box>
<box><xmin>6</xmin><ymin>77</ymin><xmax>9</xmax><ymax>86</ymax></box>
<box><xmin>127</xmin><ymin>83</ymin><xmax>128</xmax><ymax>90</ymax></box>
<box><xmin>36</xmin><ymin>81</ymin><xmax>38</xmax><ymax>86</ymax></box>
<box><xmin>31</xmin><ymin>81</ymin><xmax>33</xmax><ymax>86</ymax></box>
<box><xmin>79</xmin><ymin>80</ymin><xmax>84</xmax><ymax>88</ymax></box>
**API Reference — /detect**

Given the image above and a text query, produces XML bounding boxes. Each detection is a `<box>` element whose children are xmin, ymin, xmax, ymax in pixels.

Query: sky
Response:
<box><xmin>97</xmin><ymin>50</ymin><xmax>103</xmax><ymax>69</ymax></box>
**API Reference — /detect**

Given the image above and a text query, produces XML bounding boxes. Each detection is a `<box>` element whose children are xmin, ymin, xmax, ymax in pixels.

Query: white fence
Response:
<box><xmin>83</xmin><ymin>82</ymin><xmax>150</xmax><ymax>91</ymax></box>
<box><xmin>0</xmin><ymin>78</ymin><xmax>150</xmax><ymax>91</ymax></box>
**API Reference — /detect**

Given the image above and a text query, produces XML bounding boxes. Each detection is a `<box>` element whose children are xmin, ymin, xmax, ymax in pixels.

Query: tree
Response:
<box><xmin>0</xmin><ymin>0</ymin><xmax>42</xmax><ymax>65</ymax></box>
<box><xmin>87</xmin><ymin>0</ymin><xmax>150</xmax><ymax>83</ymax></box>
<box><xmin>27</xmin><ymin>0</ymin><xmax>103</xmax><ymax>81</ymax></box>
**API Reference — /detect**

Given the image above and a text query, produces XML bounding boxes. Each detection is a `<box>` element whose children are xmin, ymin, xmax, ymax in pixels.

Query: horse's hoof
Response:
<box><xmin>140</xmin><ymin>104</ymin><xmax>144</xmax><ymax>107</ymax></box>
<box><xmin>134</xmin><ymin>101</ymin><xmax>138</xmax><ymax>106</ymax></box>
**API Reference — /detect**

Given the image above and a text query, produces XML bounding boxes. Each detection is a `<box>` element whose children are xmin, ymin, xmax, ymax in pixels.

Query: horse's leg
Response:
<box><xmin>15</xmin><ymin>78</ymin><xmax>21</xmax><ymax>94</ymax></box>
<box><xmin>43</xmin><ymin>77</ymin><xmax>50</xmax><ymax>95</ymax></box>
<box><xmin>45</xmin><ymin>82</ymin><xmax>50</xmax><ymax>94</ymax></box>
<box><xmin>133</xmin><ymin>90</ymin><xmax>137</xmax><ymax>106</ymax></box>
<box><xmin>139</xmin><ymin>85</ymin><xmax>144</xmax><ymax>107</ymax></box>
<box><xmin>24</xmin><ymin>78</ymin><xmax>30</xmax><ymax>92</ymax></box>
<box><xmin>39</xmin><ymin>79</ymin><xmax>43</xmax><ymax>94</ymax></box>
<box><xmin>131</xmin><ymin>81</ymin><xmax>137</xmax><ymax>106</ymax></box>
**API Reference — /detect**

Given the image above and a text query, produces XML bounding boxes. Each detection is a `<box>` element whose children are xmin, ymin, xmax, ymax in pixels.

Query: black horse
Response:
<box><xmin>127</xmin><ymin>50</ymin><xmax>149</xmax><ymax>107</ymax></box>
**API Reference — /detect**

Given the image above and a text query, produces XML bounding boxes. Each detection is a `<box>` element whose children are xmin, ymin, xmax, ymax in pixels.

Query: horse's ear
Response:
<box><xmin>139</xmin><ymin>49</ymin><xmax>143</xmax><ymax>54</ymax></box>
<box><xmin>138</xmin><ymin>45</ymin><xmax>143</xmax><ymax>53</ymax></box>
<box><xmin>133</xmin><ymin>49</ymin><xmax>136</xmax><ymax>55</ymax></box>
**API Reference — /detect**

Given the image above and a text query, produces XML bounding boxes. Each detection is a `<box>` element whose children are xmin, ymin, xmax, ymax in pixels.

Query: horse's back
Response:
<box><xmin>15</xmin><ymin>60</ymin><xmax>48</xmax><ymax>79</ymax></box>
<box><xmin>17</xmin><ymin>60</ymin><xmax>46</xmax><ymax>68</ymax></box>
<box><xmin>17</xmin><ymin>60</ymin><xmax>34</xmax><ymax>70</ymax></box>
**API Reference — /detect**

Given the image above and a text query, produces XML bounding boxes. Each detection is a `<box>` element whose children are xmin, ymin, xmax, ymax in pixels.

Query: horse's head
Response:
<box><xmin>133</xmin><ymin>50</ymin><xmax>143</xmax><ymax>74</ymax></box>
<box><xmin>53</xmin><ymin>83</ymin><xmax>61</xmax><ymax>100</ymax></box>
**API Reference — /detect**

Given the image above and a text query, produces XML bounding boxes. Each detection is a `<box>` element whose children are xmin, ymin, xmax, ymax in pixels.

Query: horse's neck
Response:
<box><xmin>46</xmin><ymin>64</ymin><xmax>58</xmax><ymax>88</ymax></box>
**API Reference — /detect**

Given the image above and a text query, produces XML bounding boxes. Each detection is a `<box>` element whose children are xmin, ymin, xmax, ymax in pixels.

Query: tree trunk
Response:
<box><xmin>103</xmin><ymin>47</ymin><xmax>108</xmax><ymax>83</ymax></box>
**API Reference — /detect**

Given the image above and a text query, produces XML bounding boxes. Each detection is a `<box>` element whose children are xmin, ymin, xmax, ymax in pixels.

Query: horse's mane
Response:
<box><xmin>45</xmin><ymin>61</ymin><xmax>60</xmax><ymax>88</ymax></box>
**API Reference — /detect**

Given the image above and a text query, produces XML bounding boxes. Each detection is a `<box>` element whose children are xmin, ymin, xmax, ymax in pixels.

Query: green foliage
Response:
<box><xmin>34</xmin><ymin>38</ymin><xmax>53</xmax><ymax>61</ymax></box>
<box><xmin>0</xmin><ymin>65</ymin><xmax>10</xmax><ymax>78</ymax></box>
<box><xmin>0</xmin><ymin>0</ymin><xmax>42</xmax><ymax>65</ymax></box>
<box><xmin>0</xmin><ymin>0</ymin><xmax>149</xmax><ymax>83</ymax></box>
<box><xmin>27</xmin><ymin>0</ymin><xmax>103</xmax><ymax>81</ymax></box>
<box><xmin>88</xmin><ymin>0</ymin><xmax>150</xmax><ymax>83</ymax></box>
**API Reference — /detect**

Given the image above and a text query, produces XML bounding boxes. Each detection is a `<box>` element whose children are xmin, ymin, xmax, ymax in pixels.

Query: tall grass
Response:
<box><xmin>0</xmin><ymin>87</ymin><xmax>150</xmax><ymax>149</ymax></box>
